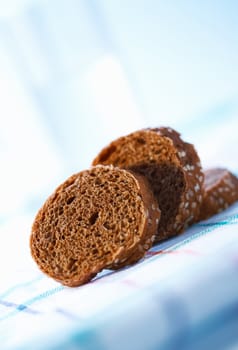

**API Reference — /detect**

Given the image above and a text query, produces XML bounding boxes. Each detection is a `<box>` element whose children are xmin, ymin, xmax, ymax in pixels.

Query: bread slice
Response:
<box><xmin>199</xmin><ymin>168</ymin><xmax>238</xmax><ymax>221</ymax></box>
<box><xmin>30</xmin><ymin>165</ymin><xmax>160</xmax><ymax>286</ymax></box>
<box><xmin>93</xmin><ymin>127</ymin><xmax>204</xmax><ymax>242</ymax></box>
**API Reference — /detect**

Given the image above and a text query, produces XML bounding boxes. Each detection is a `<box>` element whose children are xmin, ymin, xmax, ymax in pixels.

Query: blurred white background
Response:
<box><xmin>0</xmin><ymin>0</ymin><xmax>238</xmax><ymax>221</ymax></box>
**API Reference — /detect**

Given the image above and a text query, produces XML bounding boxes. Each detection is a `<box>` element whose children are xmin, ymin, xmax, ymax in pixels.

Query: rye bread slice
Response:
<box><xmin>30</xmin><ymin>165</ymin><xmax>160</xmax><ymax>286</ymax></box>
<box><xmin>199</xmin><ymin>168</ymin><xmax>238</xmax><ymax>221</ymax></box>
<box><xmin>93</xmin><ymin>127</ymin><xmax>204</xmax><ymax>242</ymax></box>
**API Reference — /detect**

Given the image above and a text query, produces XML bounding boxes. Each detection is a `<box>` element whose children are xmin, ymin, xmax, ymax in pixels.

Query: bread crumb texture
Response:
<box><xmin>30</xmin><ymin>166</ymin><xmax>160</xmax><ymax>286</ymax></box>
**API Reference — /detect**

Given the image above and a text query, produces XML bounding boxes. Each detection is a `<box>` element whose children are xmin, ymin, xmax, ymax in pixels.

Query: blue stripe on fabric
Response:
<box><xmin>0</xmin><ymin>285</ymin><xmax>64</xmax><ymax>322</ymax></box>
<box><xmin>197</xmin><ymin>221</ymin><xmax>238</xmax><ymax>227</ymax></box>
<box><xmin>196</xmin><ymin>213</ymin><xmax>238</xmax><ymax>227</ymax></box>
<box><xmin>0</xmin><ymin>300</ymin><xmax>39</xmax><ymax>314</ymax></box>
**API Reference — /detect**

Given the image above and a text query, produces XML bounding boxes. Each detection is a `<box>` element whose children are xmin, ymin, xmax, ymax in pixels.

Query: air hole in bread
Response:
<box><xmin>89</xmin><ymin>212</ymin><xmax>99</xmax><ymax>225</ymax></box>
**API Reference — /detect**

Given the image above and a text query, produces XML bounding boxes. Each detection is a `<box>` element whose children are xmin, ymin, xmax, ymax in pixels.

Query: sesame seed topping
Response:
<box><xmin>178</xmin><ymin>151</ymin><xmax>186</xmax><ymax>158</ymax></box>
<box><xmin>194</xmin><ymin>184</ymin><xmax>200</xmax><ymax>192</ymax></box>
<box><xmin>185</xmin><ymin>202</ymin><xmax>189</xmax><ymax>208</ymax></box>
<box><xmin>191</xmin><ymin>202</ymin><xmax>197</xmax><ymax>208</ymax></box>
<box><xmin>223</xmin><ymin>187</ymin><xmax>230</xmax><ymax>192</ymax></box>
<box><xmin>152</xmin><ymin>204</ymin><xmax>156</xmax><ymax>210</ymax></box>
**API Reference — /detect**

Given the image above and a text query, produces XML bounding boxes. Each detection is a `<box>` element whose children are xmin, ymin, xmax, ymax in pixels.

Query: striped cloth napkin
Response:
<box><xmin>0</xmin><ymin>200</ymin><xmax>238</xmax><ymax>349</ymax></box>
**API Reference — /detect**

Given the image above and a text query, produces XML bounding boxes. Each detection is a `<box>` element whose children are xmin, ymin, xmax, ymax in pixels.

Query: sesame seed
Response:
<box><xmin>198</xmin><ymin>195</ymin><xmax>202</xmax><ymax>203</ymax></box>
<box><xmin>148</xmin><ymin>219</ymin><xmax>152</xmax><ymax>224</ymax></box>
<box><xmin>156</xmin><ymin>218</ymin><xmax>159</xmax><ymax>225</ymax></box>
<box><xmin>178</xmin><ymin>151</ymin><xmax>186</xmax><ymax>158</ymax></box>
<box><xmin>191</xmin><ymin>202</ymin><xmax>197</xmax><ymax>208</ymax></box>
<box><xmin>194</xmin><ymin>184</ymin><xmax>200</xmax><ymax>192</ymax></box>
<box><xmin>152</xmin><ymin>204</ymin><xmax>156</xmax><ymax>210</ymax></box>
<box><xmin>199</xmin><ymin>175</ymin><xmax>203</xmax><ymax>182</ymax></box>
<box><xmin>185</xmin><ymin>202</ymin><xmax>189</xmax><ymax>208</ymax></box>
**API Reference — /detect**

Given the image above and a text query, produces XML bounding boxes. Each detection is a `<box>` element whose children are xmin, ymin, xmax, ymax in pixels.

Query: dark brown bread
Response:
<box><xmin>199</xmin><ymin>168</ymin><xmax>238</xmax><ymax>221</ymax></box>
<box><xmin>93</xmin><ymin>127</ymin><xmax>204</xmax><ymax>242</ymax></box>
<box><xmin>30</xmin><ymin>165</ymin><xmax>160</xmax><ymax>286</ymax></box>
